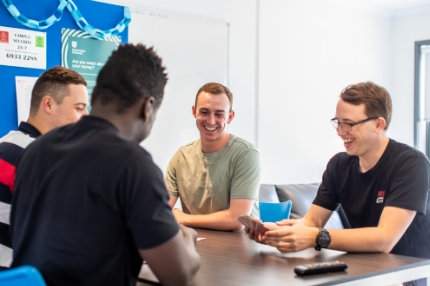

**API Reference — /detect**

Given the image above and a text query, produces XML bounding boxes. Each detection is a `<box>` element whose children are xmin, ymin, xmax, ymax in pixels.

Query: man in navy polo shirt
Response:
<box><xmin>0</xmin><ymin>66</ymin><xmax>88</xmax><ymax>268</ymax></box>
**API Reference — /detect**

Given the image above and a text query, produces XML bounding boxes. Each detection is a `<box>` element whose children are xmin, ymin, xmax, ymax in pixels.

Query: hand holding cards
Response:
<box><xmin>238</xmin><ymin>215</ymin><xmax>279</xmax><ymax>235</ymax></box>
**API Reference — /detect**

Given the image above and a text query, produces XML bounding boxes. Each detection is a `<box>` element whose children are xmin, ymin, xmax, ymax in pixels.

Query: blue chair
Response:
<box><xmin>259</xmin><ymin>200</ymin><xmax>292</xmax><ymax>222</ymax></box>
<box><xmin>0</xmin><ymin>265</ymin><xmax>46</xmax><ymax>286</ymax></box>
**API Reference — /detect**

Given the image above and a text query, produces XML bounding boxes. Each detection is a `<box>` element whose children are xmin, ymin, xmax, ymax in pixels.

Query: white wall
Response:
<box><xmin>100</xmin><ymin>0</ymin><xmax>430</xmax><ymax>184</ymax></box>
<box><xmin>258</xmin><ymin>0</ymin><xmax>392</xmax><ymax>184</ymax></box>
<box><xmin>100</xmin><ymin>0</ymin><xmax>258</xmax><ymax>172</ymax></box>
<box><xmin>390</xmin><ymin>6</ymin><xmax>430</xmax><ymax>146</ymax></box>
<box><xmin>128</xmin><ymin>9</ymin><xmax>230</xmax><ymax>171</ymax></box>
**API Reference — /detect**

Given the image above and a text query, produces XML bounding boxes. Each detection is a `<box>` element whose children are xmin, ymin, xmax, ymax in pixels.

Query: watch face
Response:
<box><xmin>317</xmin><ymin>230</ymin><xmax>331</xmax><ymax>248</ymax></box>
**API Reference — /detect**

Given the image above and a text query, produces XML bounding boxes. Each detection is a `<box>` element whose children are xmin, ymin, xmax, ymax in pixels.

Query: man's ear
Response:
<box><xmin>40</xmin><ymin>95</ymin><xmax>55</xmax><ymax>114</ymax></box>
<box><xmin>192</xmin><ymin>105</ymin><xmax>196</xmax><ymax>118</ymax></box>
<box><xmin>375</xmin><ymin>117</ymin><xmax>386</xmax><ymax>133</ymax></box>
<box><xmin>227</xmin><ymin>110</ymin><xmax>235</xmax><ymax>124</ymax></box>
<box><xmin>140</xmin><ymin>96</ymin><xmax>155</xmax><ymax>121</ymax></box>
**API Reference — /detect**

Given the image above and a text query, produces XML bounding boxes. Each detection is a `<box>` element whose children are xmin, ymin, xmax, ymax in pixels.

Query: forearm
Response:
<box><xmin>161</xmin><ymin>244</ymin><xmax>200</xmax><ymax>286</ymax></box>
<box><xmin>141</xmin><ymin>228</ymin><xmax>201</xmax><ymax>286</ymax></box>
<box><xmin>264</xmin><ymin>206</ymin><xmax>413</xmax><ymax>254</ymax></box>
<box><xmin>328</xmin><ymin>227</ymin><xmax>398</xmax><ymax>253</ymax></box>
<box><xmin>328</xmin><ymin>207</ymin><xmax>415</xmax><ymax>253</ymax></box>
<box><xmin>175</xmin><ymin>209</ymin><xmax>244</xmax><ymax>231</ymax></box>
<box><xmin>176</xmin><ymin>232</ymin><xmax>201</xmax><ymax>285</ymax></box>
<box><xmin>299</xmin><ymin>204</ymin><xmax>392</xmax><ymax>251</ymax></box>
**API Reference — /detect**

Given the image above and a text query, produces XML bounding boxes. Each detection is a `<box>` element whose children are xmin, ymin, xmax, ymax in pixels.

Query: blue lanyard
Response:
<box><xmin>1</xmin><ymin>0</ymin><xmax>131</xmax><ymax>40</ymax></box>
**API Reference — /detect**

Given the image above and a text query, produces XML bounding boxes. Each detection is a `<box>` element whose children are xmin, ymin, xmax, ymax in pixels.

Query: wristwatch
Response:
<box><xmin>315</xmin><ymin>228</ymin><xmax>331</xmax><ymax>251</ymax></box>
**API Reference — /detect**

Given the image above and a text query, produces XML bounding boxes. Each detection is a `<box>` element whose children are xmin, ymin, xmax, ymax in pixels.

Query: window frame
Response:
<box><xmin>413</xmin><ymin>39</ymin><xmax>430</xmax><ymax>157</ymax></box>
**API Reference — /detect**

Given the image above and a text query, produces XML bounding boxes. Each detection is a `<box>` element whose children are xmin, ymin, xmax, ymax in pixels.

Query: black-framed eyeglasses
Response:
<box><xmin>330</xmin><ymin>116</ymin><xmax>378</xmax><ymax>131</ymax></box>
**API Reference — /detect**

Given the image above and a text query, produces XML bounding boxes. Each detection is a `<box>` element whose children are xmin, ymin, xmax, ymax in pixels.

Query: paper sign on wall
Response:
<box><xmin>15</xmin><ymin>76</ymin><xmax>38</xmax><ymax>123</ymax></box>
<box><xmin>0</xmin><ymin>26</ymin><xmax>46</xmax><ymax>69</ymax></box>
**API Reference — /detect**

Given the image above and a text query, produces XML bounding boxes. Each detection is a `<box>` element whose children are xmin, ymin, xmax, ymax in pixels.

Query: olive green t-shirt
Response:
<box><xmin>165</xmin><ymin>135</ymin><xmax>260</xmax><ymax>218</ymax></box>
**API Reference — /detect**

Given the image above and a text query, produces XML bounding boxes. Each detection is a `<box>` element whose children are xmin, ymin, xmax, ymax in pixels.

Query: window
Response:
<box><xmin>414</xmin><ymin>40</ymin><xmax>430</xmax><ymax>157</ymax></box>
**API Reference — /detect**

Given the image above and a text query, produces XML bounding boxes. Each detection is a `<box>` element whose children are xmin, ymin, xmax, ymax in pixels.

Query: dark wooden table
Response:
<box><xmin>139</xmin><ymin>228</ymin><xmax>430</xmax><ymax>285</ymax></box>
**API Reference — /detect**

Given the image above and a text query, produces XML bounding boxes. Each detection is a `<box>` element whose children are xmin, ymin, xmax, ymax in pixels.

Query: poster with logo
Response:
<box><xmin>0</xmin><ymin>26</ymin><xmax>46</xmax><ymax>69</ymax></box>
<box><xmin>61</xmin><ymin>28</ymin><xmax>121</xmax><ymax>103</ymax></box>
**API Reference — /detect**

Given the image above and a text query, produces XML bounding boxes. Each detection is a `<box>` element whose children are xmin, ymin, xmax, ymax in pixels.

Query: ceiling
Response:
<box><xmin>343</xmin><ymin>0</ymin><xmax>430</xmax><ymax>11</ymax></box>
<box><xmin>96</xmin><ymin>0</ymin><xmax>430</xmax><ymax>12</ymax></box>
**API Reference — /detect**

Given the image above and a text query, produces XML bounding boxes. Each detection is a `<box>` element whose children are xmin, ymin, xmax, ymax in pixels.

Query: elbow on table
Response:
<box><xmin>375</xmin><ymin>238</ymin><xmax>397</xmax><ymax>254</ymax></box>
<box><xmin>180</xmin><ymin>255</ymin><xmax>201</xmax><ymax>285</ymax></box>
<box><xmin>162</xmin><ymin>252</ymin><xmax>201</xmax><ymax>286</ymax></box>
<box><xmin>230</xmin><ymin>220</ymin><xmax>245</xmax><ymax>232</ymax></box>
<box><xmin>381</xmin><ymin>243</ymin><xmax>396</xmax><ymax>254</ymax></box>
<box><xmin>190</xmin><ymin>254</ymin><xmax>202</xmax><ymax>277</ymax></box>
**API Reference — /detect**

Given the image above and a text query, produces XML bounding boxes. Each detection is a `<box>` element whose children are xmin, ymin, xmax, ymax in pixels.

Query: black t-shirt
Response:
<box><xmin>11</xmin><ymin>116</ymin><xmax>179</xmax><ymax>286</ymax></box>
<box><xmin>314</xmin><ymin>139</ymin><xmax>430</xmax><ymax>258</ymax></box>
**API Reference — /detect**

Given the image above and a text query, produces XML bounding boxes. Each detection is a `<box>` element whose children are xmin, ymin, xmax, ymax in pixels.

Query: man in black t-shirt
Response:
<box><xmin>246</xmin><ymin>82</ymin><xmax>430</xmax><ymax>284</ymax></box>
<box><xmin>10</xmin><ymin>44</ymin><xmax>200</xmax><ymax>286</ymax></box>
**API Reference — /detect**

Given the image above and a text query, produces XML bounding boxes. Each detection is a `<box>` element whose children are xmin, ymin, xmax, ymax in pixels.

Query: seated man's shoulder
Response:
<box><xmin>389</xmin><ymin>139</ymin><xmax>429</xmax><ymax>163</ymax></box>
<box><xmin>230</xmin><ymin>135</ymin><xmax>257</xmax><ymax>151</ymax></box>
<box><xmin>0</xmin><ymin>130</ymin><xmax>34</xmax><ymax>149</ymax></box>
<box><xmin>184</xmin><ymin>139</ymin><xmax>199</xmax><ymax>148</ymax></box>
<box><xmin>175</xmin><ymin>140</ymin><xmax>200</xmax><ymax>154</ymax></box>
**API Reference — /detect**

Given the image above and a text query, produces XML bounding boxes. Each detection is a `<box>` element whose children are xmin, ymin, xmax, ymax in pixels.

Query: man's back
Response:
<box><xmin>11</xmin><ymin>116</ymin><xmax>179</xmax><ymax>285</ymax></box>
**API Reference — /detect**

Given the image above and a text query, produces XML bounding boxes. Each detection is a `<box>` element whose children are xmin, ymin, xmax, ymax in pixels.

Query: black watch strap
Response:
<box><xmin>315</xmin><ymin>228</ymin><xmax>331</xmax><ymax>251</ymax></box>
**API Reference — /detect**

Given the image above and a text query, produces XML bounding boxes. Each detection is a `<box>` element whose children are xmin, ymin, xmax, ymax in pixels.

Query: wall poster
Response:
<box><xmin>61</xmin><ymin>28</ymin><xmax>121</xmax><ymax>104</ymax></box>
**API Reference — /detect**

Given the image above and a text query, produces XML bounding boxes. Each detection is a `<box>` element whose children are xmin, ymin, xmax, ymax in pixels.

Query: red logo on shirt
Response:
<box><xmin>376</xmin><ymin>190</ymin><xmax>385</xmax><ymax>204</ymax></box>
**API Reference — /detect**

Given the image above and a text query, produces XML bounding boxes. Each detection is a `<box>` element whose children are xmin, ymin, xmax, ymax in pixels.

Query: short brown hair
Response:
<box><xmin>340</xmin><ymin>81</ymin><xmax>392</xmax><ymax>130</ymax></box>
<box><xmin>30</xmin><ymin>66</ymin><xmax>87</xmax><ymax>116</ymax></box>
<box><xmin>195</xmin><ymin>82</ymin><xmax>233</xmax><ymax>112</ymax></box>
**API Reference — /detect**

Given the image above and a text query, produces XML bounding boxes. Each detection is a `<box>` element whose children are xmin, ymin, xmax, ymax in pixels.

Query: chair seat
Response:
<box><xmin>0</xmin><ymin>265</ymin><xmax>46</xmax><ymax>286</ymax></box>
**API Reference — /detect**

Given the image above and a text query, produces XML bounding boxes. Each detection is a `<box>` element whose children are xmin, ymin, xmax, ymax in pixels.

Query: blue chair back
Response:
<box><xmin>259</xmin><ymin>200</ymin><xmax>292</xmax><ymax>222</ymax></box>
<box><xmin>0</xmin><ymin>265</ymin><xmax>46</xmax><ymax>286</ymax></box>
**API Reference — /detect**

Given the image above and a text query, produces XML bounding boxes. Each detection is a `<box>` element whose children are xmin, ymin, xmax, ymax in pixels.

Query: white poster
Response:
<box><xmin>15</xmin><ymin>76</ymin><xmax>38</xmax><ymax>123</ymax></box>
<box><xmin>0</xmin><ymin>26</ymin><xmax>46</xmax><ymax>69</ymax></box>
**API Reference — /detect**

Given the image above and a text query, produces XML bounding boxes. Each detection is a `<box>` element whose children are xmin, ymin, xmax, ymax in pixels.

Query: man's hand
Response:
<box><xmin>243</xmin><ymin>219</ymin><xmax>282</xmax><ymax>243</ymax></box>
<box><xmin>173</xmin><ymin>208</ymin><xmax>188</xmax><ymax>224</ymax></box>
<box><xmin>262</xmin><ymin>220</ymin><xmax>319</xmax><ymax>252</ymax></box>
<box><xmin>179</xmin><ymin>224</ymin><xmax>198</xmax><ymax>246</ymax></box>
